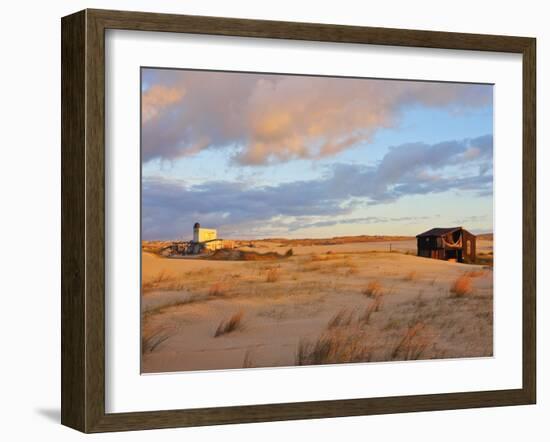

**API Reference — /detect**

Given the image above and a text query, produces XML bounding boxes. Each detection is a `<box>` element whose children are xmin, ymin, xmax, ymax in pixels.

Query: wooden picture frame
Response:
<box><xmin>61</xmin><ymin>8</ymin><xmax>536</xmax><ymax>433</ymax></box>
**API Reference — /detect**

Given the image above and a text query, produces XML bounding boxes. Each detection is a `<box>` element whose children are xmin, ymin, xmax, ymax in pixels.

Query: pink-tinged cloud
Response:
<box><xmin>141</xmin><ymin>69</ymin><xmax>492</xmax><ymax>165</ymax></box>
<box><xmin>142</xmin><ymin>85</ymin><xmax>186</xmax><ymax>123</ymax></box>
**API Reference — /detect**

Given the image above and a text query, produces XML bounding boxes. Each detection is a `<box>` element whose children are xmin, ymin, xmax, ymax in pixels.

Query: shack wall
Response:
<box><xmin>461</xmin><ymin>230</ymin><xmax>477</xmax><ymax>263</ymax></box>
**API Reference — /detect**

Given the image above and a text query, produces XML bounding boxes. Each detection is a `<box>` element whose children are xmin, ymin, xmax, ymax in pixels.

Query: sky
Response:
<box><xmin>141</xmin><ymin>68</ymin><xmax>493</xmax><ymax>241</ymax></box>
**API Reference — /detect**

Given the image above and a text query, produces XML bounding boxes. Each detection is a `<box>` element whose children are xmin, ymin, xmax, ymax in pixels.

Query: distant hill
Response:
<box><xmin>236</xmin><ymin>235</ymin><xmax>413</xmax><ymax>248</ymax></box>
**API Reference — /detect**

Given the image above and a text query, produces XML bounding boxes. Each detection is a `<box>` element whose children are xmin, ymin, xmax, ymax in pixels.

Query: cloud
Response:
<box><xmin>142</xmin><ymin>85</ymin><xmax>186</xmax><ymax>123</ymax></box>
<box><xmin>285</xmin><ymin>215</ymin><xmax>437</xmax><ymax>232</ymax></box>
<box><xmin>141</xmin><ymin>69</ymin><xmax>492</xmax><ymax>165</ymax></box>
<box><xmin>142</xmin><ymin>134</ymin><xmax>493</xmax><ymax>239</ymax></box>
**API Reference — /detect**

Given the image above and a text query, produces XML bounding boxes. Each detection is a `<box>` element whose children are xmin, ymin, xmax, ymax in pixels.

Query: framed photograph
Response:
<box><xmin>61</xmin><ymin>9</ymin><xmax>536</xmax><ymax>433</ymax></box>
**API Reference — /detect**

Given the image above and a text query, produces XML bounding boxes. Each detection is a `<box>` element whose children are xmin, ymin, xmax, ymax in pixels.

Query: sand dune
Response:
<box><xmin>141</xmin><ymin>239</ymin><xmax>493</xmax><ymax>373</ymax></box>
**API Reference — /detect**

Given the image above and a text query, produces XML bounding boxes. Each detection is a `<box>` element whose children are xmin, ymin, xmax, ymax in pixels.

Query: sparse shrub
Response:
<box><xmin>141</xmin><ymin>293</ymin><xmax>211</xmax><ymax>318</ymax></box>
<box><xmin>301</xmin><ymin>262</ymin><xmax>321</xmax><ymax>272</ymax></box>
<box><xmin>151</xmin><ymin>270</ymin><xmax>171</xmax><ymax>284</ymax></box>
<box><xmin>318</xmin><ymin>258</ymin><xmax>357</xmax><ymax>275</ymax></box>
<box><xmin>450</xmin><ymin>274</ymin><xmax>472</xmax><ymax>298</ymax></box>
<box><xmin>414</xmin><ymin>292</ymin><xmax>427</xmax><ymax>309</ymax></box>
<box><xmin>265</xmin><ymin>267</ymin><xmax>280</xmax><ymax>283</ymax></box>
<box><xmin>358</xmin><ymin>302</ymin><xmax>378</xmax><ymax>325</ymax></box>
<box><xmin>309</xmin><ymin>253</ymin><xmax>341</xmax><ymax>263</ymax></box>
<box><xmin>296</xmin><ymin>332</ymin><xmax>371</xmax><ymax>365</ymax></box>
<box><xmin>327</xmin><ymin>308</ymin><xmax>354</xmax><ymax>329</ymax></box>
<box><xmin>390</xmin><ymin>322</ymin><xmax>431</xmax><ymax>360</ymax></box>
<box><xmin>242</xmin><ymin>349</ymin><xmax>254</xmax><ymax>368</ymax></box>
<box><xmin>285</xmin><ymin>248</ymin><xmax>294</xmax><ymax>257</ymax></box>
<box><xmin>214</xmin><ymin>311</ymin><xmax>245</xmax><ymax>337</ymax></box>
<box><xmin>383</xmin><ymin>318</ymin><xmax>400</xmax><ymax>331</ymax></box>
<box><xmin>209</xmin><ymin>249</ymin><xmax>291</xmax><ymax>261</ymax></box>
<box><xmin>373</xmin><ymin>294</ymin><xmax>384</xmax><ymax>312</ymax></box>
<box><xmin>362</xmin><ymin>280</ymin><xmax>382</xmax><ymax>298</ymax></box>
<box><xmin>208</xmin><ymin>281</ymin><xmax>229</xmax><ymax>297</ymax></box>
<box><xmin>142</xmin><ymin>270</ymin><xmax>175</xmax><ymax>293</ymax></box>
<box><xmin>163</xmin><ymin>279</ymin><xmax>187</xmax><ymax>291</ymax></box>
<box><xmin>142</xmin><ymin>327</ymin><xmax>175</xmax><ymax>353</ymax></box>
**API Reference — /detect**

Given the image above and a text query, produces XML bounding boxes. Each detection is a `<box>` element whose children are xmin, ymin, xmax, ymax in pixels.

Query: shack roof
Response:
<box><xmin>416</xmin><ymin>227</ymin><xmax>462</xmax><ymax>238</ymax></box>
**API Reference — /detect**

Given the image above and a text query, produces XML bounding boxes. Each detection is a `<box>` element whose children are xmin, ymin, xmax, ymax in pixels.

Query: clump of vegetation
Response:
<box><xmin>142</xmin><ymin>270</ymin><xmax>176</xmax><ymax>293</ymax></box>
<box><xmin>300</xmin><ymin>262</ymin><xmax>322</xmax><ymax>272</ymax></box>
<box><xmin>318</xmin><ymin>258</ymin><xmax>357</xmax><ymax>275</ymax></box>
<box><xmin>142</xmin><ymin>327</ymin><xmax>175</xmax><ymax>353</ymax></box>
<box><xmin>214</xmin><ymin>311</ymin><xmax>245</xmax><ymax>337</ymax></box>
<box><xmin>358</xmin><ymin>294</ymin><xmax>385</xmax><ymax>326</ymax></box>
<box><xmin>208</xmin><ymin>281</ymin><xmax>229</xmax><ymax>297</ymax></box>
<box><xmin>242</xmin><ymin>349</ymin><xmax>254</xmax><ymax>368</ymax></box>
<box><xmin>265</xmin><ymin>267</ymin><xmax>281</xmax><ymax>283</ymax></box>
<box><xmin>362</xmin><ymin>280</ymin><xmax>382</xmax><ymax>298</ymax></box>
<box><xmin>358</xmin><ymin>303</ymin><xmax>376</xmax><ymax>325</ymax></box>
<box><xmin>449</xmin><ymin>274</ymin><xmax>473</xmax><ymax>298</ymax></box>
<box><xmin>309</xmin><ymin>253</ymin><xmax>340</xmax><ymax>262</ymax></box>
<box><xmin>208</xmin><ymin>249</ymin><xmax>291</xmax><ymax>261</ymax></box>
<box><xmin>389</xmin><ymin>322</ymin><xmax>431</xmax><ymax>360</ymax></box>
<box><xmin>403</xmin><ymin>271</ymin><xmax>417</xmax><ymax>281</ymax></box>
<box><xmin>466</xmin><ymin>269</ymin><xmax>486</xmax><ymax>278</ymax></box>
<box><xmin>296</xmin><ymin>332</ymin><xmax>371</xmax><ymax>365</ymax></box>
<box><xmin>142</xmin><ymin>295</ymin><xmax>207</xmax><ymax>318</ymax></box>
<box><xmin>327</xmin><ymin>308</ymin><xmax>354</xmax><ymax>329</ymax></box>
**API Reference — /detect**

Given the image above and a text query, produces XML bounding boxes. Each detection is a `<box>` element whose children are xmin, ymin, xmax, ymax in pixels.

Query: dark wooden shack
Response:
<box><xmin>416</xmin><ymin>227</ymin><xmax>476</xmax><ymax>263</ymax></box>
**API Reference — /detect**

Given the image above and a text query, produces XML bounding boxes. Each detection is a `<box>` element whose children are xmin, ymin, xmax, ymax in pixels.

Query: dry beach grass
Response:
<box><xmin>141</xmin><ymin>237</ymin><xmax>493</xmax><ymax>372</ymax></box>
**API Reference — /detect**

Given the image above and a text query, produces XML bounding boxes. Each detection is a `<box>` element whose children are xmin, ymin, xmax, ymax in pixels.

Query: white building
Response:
<box><xmin>191</xmin><ymin>223</ymin><xmax>233</xmax><ymax>252</ymax></box>
<box><xmin>193</xmin><ymin>222</ymin><xmax>217</xmax><ymax>243</ymax></box>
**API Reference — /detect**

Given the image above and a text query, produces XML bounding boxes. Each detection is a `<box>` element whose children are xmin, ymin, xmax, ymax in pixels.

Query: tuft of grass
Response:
<box><xmin>389</xmin><ymin>322</ymin><xmax>431</xmax><ymax>360</ymax></box>
<box><xmin>214</xmin><ymin>311</ymin><xmax>245</xmax><ymax>337</ymax></box>
<box><xmin>449</xmin><ymin>274</ymin><xmax>473</xmax><ymax>298</ymax></box>
<box><xmin>403</xmin><ymin>271</ymin><xmax>417</xmax><ymax>281</ymax></box>
<box><xmin>265</xmin><ymin>267</ymin><xmax>281</xmax><ymax>283</ymax></box>
<box><xmin>142</xmin><ymin>270</ymin><xmax>176</xmax><ymax>293</ymax></box>
<box><xmin>296</xmin><ymin>332</ymin><xmax>371</xmax><ymax>366</ymax></box>
<box><xmin>327</xmin><ymin>308</ymin><xmax>354</xmax><ymax>329</ymax></box>
<box><xmin>359</xmin><ymin>293</ymin><xmax>385</xmax><ymax>326</ymax></box>
<box><xmin>242</xmin><ymin>349</ymin><xmax>254</xmax><ymax>368</ymax></box>
<box><xmin>142</xmin><ymin>294</ymin><xmax>208</xmax><ymax>318</ymax></box>
<box><xmin>142</xmin><ymin>327</ymin><xmax>175</xmax><ymax>353</ymax></box>
<box><xmin>466</xmin><ymin>269</ymin><xmax>486</xmax><ymax>278</ymax></box>
<box><xmin>309</xmin><ymin>253</ymin><xmax>340</xmax><ymax>262</ymax></box>
<box><xmin>208</xmin><ymin>281</ymin><xmax>230</xmax><ymax>297</ymax></box>
<box><xmin>362</xmin><ymin>280</ymin><xmax>382</xmax><ymax>298</ymax></box>
<box><xmin>151</xmin><ymin>270</ymin><xmax>171</xmax><ymax>284</ymax></box>
<box><xmin>383</xmin><ymin>317</ymin><xmax>400</xmax><ymax>331</ymax></box>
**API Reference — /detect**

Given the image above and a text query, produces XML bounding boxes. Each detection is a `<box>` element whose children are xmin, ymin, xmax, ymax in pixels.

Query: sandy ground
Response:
<box><xmin>141</xmin><ymin>239</ymin><xmax>493</xmax><ymax>373</ymax></box>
